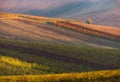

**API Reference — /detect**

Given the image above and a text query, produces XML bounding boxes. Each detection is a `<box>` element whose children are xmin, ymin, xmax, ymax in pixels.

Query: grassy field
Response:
<box><xmin>0</xmin><ymin>47</ymin><xmax>94</xmax><ymax>75</ymax></box>
<box><xmin>0</xmin><ymin>38</ymin><xmax>120</xmax><ymax>76</ymax></box>
<box><xmin>0</xmin><ymin>70</ymin><xmax>120</xmax><ymax>82</ymax></box>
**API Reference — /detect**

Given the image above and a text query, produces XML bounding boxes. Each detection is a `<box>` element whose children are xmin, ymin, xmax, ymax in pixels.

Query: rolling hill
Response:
<box><xmin>0</xmin><ymin>12</ymin><xmax>120</xmax><ymax>82</ymax></box>
<box><xmin>0</xmin><ymin>12</ymin><xmax>120</xmax><ymax>48</ymax></box>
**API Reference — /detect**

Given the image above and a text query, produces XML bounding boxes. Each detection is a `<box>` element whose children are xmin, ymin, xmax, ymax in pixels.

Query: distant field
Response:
<box><xmin>0</xmin><ymin>12</ymin><xmax>120</xmax><ymax>41</ymax></box>
<box><xmin>52</xmin><ymin>21</ymin><xmax>120</xmax><ymax>41</ymax></box>
<box><xmin>0</xmin><ymin>70</ymin><xmax>120</xmax><ymax>82</ymax></box>
<box><xmin>0</xmin><ymin>13</ymin><xmax>120</xmax><ymax>48</ymax></box>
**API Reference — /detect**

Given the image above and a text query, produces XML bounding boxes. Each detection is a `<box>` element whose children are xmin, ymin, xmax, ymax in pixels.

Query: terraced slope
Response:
<box><xmin>0</xmin><ymin>12</ymin><xmax>120</xmax><ymax>48</ymax></box>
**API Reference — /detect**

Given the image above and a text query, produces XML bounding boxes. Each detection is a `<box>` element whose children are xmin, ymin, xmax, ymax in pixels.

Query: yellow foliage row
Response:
<box><xmin>0</xmin><ymin>56</ymin><xmax>33</xmax><ymax>68</ymax></box>
<box><xmin>0</xmin><ymin>70</ymin><xmax>120</xmax><ymax>82</ymax></box>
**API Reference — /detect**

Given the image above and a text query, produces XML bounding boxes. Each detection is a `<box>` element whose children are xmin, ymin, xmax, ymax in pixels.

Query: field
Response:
<box><xmin>0</xmin><ymin>38</ymin><xmax>120</xmax><ymax>76</ymax></box>
<box><xmin>0</xmin><ymin>13</ymin><xmax>120</xmax><ymax>48</ymax></box>
<box><xmin>0</xmin><ymin>45</ymin><xmax>94</xmax><ymax>75</ymax></box>
<box><xmin>0</xmin><ymin>12</ymin><xmax>120</xmax><ymax>82</ymax></box>
<box><xmin>1</xmin><ymin>12</ymin><xmax>120</xmax><ymax>41</ymax></box>
<box><xmin>52</xmin><ymin>21</ymin><xmax>120</xmax><ymax>41</ymax></box>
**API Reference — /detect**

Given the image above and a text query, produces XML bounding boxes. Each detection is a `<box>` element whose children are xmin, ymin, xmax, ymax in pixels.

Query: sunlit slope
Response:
<box><xmin>0</xmin><ymin>12</ymin><xmax>120</xmax><ymax>48</ymax></box>
<box><xmin>0</xmin><ymin>70</ymin><xmax>120</xmax><ymax>82</ymax></box>
<box><xmin>0</xmin><ymin>55</ymin><xmax>49</xmax><ymax>75</ymax></box>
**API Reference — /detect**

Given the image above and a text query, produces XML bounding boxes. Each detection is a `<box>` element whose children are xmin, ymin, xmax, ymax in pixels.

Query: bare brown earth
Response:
<box><xmin>0</xmin><ymin>12</ymin><xmax>120</xmax><ymax>48</ymax></box>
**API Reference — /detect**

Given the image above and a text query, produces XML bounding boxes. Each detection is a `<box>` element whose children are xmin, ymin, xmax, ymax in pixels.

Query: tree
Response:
<box><xmin>86</xmin><ymin>18</ymin><xmax>93</xmax><ymax>24</ymax></box>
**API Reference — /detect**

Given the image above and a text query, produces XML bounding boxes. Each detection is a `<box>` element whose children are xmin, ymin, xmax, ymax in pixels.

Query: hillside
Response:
<box><xmin>0</xmin><ymin>12</ymin><xmax>120</xmax><ymax>48</ymax></box>
<box><xmin>0</xmin><ymin>38</ymin><xmax>120</xmax><ymax>75</ymax></box>
<box><xmin>0</xmin><ymin>12</ymin><xmax>120</xmax><ymax>82</ymax></box>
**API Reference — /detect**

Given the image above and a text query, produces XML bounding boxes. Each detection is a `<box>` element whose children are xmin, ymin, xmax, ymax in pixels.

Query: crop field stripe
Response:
<box><xmin>0</xmin><ymin>41</ymin><xmax>118</xmax><ymax>70</ymax></box>
<box><xmin>55</xmin><ymin>21</ymin><xmax>120</xmax><ymax>41</ymax></box>
<box><xmin>0</xmin><ymin>70</ymin><xmax>119</xmax><ymax>82</ymax></box>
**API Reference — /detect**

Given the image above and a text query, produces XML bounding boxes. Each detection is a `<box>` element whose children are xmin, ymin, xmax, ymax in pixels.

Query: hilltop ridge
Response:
<box><xmin>0</xmin><ymin>12</ymin><xmax>120</xmax><ymax>48</ymax></box>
